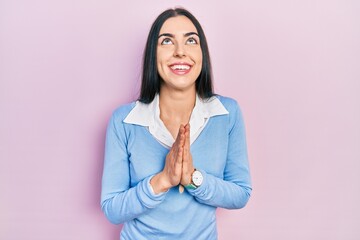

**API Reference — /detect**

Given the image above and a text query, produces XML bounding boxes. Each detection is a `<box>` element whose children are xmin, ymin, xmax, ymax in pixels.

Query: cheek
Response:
<box><xmin>156</xmin><ymin>52</ymin><xmax>167</xmax><ymax>80</ymax></box>
<box><xmin>157</xmin><ymin>49</ymin><xmax>172</xmax><ymax>65</ymax></box>
<box><xmin>196</xmin><ymin>51</ymin><xmax>203</xmax><ymax>69</ymax></box>
<box><xmin>194</xmin><ymin>47</ymin><xmax>202</xmax><ymax>62</ymax></box>
<box><xmin>156</xmin><ymin>54</ymin><xmax>165</xmax><ymax>71</ymax></box>
<box><xmin>156</xmin><ymin>58</ymin><xmax>162</xmax><ymax>69</ymax></box>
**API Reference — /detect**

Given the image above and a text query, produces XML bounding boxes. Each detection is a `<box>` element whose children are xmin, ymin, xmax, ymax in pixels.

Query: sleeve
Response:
<box><xmin>100</xmin><ymin>109</ymin><xmax>167</xmax><ymax>224</ymax></box>
<box><xmin>187</xmin><ymin>101</ymin><xmax>252</xmax><ymax>209</ymax></box>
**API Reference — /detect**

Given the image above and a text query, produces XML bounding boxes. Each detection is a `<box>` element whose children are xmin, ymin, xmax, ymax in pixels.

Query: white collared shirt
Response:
<box><xmin>124</xmin><ymin>94</ymin><xmax>229</xmax><ymax>148</ymax></box>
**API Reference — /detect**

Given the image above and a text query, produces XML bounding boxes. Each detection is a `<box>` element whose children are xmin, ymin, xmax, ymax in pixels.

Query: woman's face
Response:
<box><xmin>157</xmin><ymin>16</ymin><xmax>202</xmax><ymax>92</ymax></box>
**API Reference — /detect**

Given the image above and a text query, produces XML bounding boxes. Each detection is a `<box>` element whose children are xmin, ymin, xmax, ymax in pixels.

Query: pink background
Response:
<box><xmin>1</xmin><ymin>0</ymin><xmax>359</xmax><ymax>239</ymax></box>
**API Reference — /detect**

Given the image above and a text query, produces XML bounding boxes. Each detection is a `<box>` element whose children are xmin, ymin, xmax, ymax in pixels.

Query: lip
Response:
<box><xmin>168</xmin><ymin>62</ymin><xmax>192</xmax><ymax>75</ymax></box>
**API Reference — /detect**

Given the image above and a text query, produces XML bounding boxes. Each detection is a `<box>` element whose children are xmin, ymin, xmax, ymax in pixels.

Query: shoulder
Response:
<box><xmin>215</xmin><ymin>95</ymin><xmax>242</xmax><ymax>113</ymax></box>
<box><xmin>110</xmin><ymin>102</ymin><xmax>137</xmax><ymax>123</ymax></box>
<box><xmin>214</xmin><ymin>95</ymin><xmax>246</xmax><ymax>132</ymax></box>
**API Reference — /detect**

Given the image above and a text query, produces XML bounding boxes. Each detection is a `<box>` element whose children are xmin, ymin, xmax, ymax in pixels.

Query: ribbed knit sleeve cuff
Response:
<box><xmin>136</xmin><ymin>175</ymin><xmax>168</xmax><ymax>209</ymax></box>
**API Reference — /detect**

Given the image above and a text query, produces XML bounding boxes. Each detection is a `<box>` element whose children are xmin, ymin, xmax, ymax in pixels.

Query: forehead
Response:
<box><xmin>159</xmin><ymin>16</ymin><xmax>198</xmax><ymax>35</ymax></box>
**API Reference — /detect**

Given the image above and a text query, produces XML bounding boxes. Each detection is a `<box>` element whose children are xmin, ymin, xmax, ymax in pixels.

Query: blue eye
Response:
<box><xmin>161</xmin><ymin>38</ymin><xmax>173</xmax><ymax>45</ymax></box>
<box><xmin>187</xmin><ymin>37</ymin><xmax>198</xmax><ymax>45</ymax></box>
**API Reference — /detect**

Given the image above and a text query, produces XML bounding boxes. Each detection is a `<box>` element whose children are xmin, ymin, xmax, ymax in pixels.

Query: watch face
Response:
<box><xmin>192</xmin><ymin>170</ymin><xmax>203</xmax><ymax>186</ymax></box>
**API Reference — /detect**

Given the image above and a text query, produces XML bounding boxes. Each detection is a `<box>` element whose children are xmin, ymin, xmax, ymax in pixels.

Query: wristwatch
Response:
<box><xmin>184</xmin><ymin>169</ymin><xmax>203</xmax><ymax>190</ymax></box>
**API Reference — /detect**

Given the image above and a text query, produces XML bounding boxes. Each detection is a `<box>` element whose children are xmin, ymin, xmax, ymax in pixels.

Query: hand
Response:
<box><xmin>180</xmin><ymin>124</ymin><xmax>195</xmax><ymax>186</ymax></box>
<box><xmin>150</xmin><ymin>125</ymin><xmax>185</xmax><ymax>193</ymax></box>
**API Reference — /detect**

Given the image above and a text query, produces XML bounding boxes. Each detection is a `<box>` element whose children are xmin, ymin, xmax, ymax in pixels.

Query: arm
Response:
<box><xmin>100</xmin><ymin>110</ymin><xmax>166</xmax><ymax>224</ymax></box>
<box><xmin>187</xmin><ymin>101</ymin><xmax>252</xmax><ymax>209</ymax></box>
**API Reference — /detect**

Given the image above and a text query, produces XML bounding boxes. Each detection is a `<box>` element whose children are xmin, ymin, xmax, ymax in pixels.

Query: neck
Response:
<box><xmin>159</xmin><ymin>87</ymin><xmax>196</xmax><ymax>124</ymax></box>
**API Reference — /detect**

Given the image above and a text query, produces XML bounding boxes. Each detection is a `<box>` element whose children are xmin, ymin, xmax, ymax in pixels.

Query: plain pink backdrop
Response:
<box><xmin>1</xmin><ymin>0</ymin><xmax>359</xmax><ymax>239</ymax></box>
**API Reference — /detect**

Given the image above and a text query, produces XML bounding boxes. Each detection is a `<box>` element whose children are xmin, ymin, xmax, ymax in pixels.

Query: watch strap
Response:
<box><xmin>184</xmin><ymin>183</ymin><xmax>197</xmax><ymax>190</ymax></box>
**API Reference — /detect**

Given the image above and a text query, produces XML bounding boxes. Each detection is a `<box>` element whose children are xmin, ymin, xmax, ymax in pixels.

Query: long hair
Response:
<box><xmin>139</xmin><ymin>8</ymin><xmax>214</xmax><ymax>103</ymax></box>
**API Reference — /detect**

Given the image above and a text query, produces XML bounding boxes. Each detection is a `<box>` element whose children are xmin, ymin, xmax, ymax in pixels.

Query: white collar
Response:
<box><xmin>124</xmin><ymin>94</ymin><xmax>229</xmax><ymax>148</ymax></box>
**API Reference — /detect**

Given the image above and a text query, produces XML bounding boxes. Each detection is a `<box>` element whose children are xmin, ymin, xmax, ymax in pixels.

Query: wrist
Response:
<box><xmin>150</xmin><ymin>172</ymin><xmax>171</xmax><ymax>194</ymax></box>
<box><xmin>184</xmin><ymin>169</ymin><xmax>203</xmax><ymax>190</ymax></box>
<box><xmin>181</xmin><ymin>168</ymin><xmax>195</xmax><ymax>186</ymax></box>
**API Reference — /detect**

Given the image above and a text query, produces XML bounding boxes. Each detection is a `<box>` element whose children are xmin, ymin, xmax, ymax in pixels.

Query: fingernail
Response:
<box><xmin>179</xmin><ymin>185</ymin><xmax>184</xmax><ymax>194</ymax></box>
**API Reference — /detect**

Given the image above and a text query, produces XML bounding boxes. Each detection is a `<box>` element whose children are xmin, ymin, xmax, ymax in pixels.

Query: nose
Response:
<box><xmin>173</xmin><ymin>43</ymin><xmax>186</xmax><ymax>57</ymax></box>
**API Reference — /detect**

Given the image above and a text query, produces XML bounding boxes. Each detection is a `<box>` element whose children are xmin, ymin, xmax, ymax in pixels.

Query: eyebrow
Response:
<box><xmin>158</xmin><ymin>32</ymin><xmax>199</xmax><ymax>38</ymax></box>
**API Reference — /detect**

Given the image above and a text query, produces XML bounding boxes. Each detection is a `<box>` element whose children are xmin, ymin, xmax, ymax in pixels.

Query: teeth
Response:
<box><xmin>171</xmin><ymin>65</ymin><xmax>190</xmax><ymax>70</ymax></box>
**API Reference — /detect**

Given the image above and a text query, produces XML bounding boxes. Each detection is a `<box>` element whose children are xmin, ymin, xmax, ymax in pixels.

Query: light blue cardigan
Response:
<box><xmin>101</xmin><ymin>95</ymin><xmax>252</xmax><ymax>240</ymax></box>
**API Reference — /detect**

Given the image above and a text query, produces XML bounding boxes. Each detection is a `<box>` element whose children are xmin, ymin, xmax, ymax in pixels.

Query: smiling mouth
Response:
<box><xmin>169</xmin><ymin>63</ymin><xmax>192</xmax><ymax>75</ymax></box>
<box><xmin>170</xmin><ymin>65</ymin><xmax>191</xmax><ymax>70</ymax></box>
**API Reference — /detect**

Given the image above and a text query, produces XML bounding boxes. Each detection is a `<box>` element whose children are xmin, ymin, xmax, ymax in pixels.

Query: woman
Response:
<box><xmin>101</xmin><ymin>8</ymin><xmax>252</xmax><ymax>239</ymax></box>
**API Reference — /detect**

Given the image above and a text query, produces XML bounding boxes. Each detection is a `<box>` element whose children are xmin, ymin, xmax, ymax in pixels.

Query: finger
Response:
<box><xmin>171</xmin><ymin>146</ymin><xmax>178</xmax><ymax>164</ymax></box>
<box><xmin>185</xmin><ymin>123</ymin><xmax>190</xmax><ymax>132</ymax></box>
<box><xmin>170</xmin><ymin>129</ymin><xmax>184</xmax><ymax>157</ymax></box>
<box><xmin>176</xmin><ymin>124</ymin><xmax>185</xmax><ymax>142</ymax></box>
<box><xmin>185</xmin><ymin>124</ymin><xmax>190</xmax><ymax>146</ymax></box>
<box><xmin>174</xmin><ymin>132</ymin><xmax>185</xmax><ymax>155</ymax></box>
<box><xmin>174</xmin><ymin>147</ymin><xmax>183</xmax><ymax>176</ymax></box>
<box><xmin>182</xmin><ymin>149</ymin><xmax>191</xmax><ymax>171</ymax></box>
<box><xmin>176</xmin><ymin>146</ymin><xmax>183</xmax><ymax>165</ymax></box>
<box><xmin>167</xmin><ymin>147</ymin><xmax>179</xmax><ymax>173</ymax></box>
<box><xmin>170</xmin><ymin>145</ymin><xmax>182</xmax><ymax>168</ymax></box>
<box><xmin>183</xmin><ymin>131</ymin><xmax>193</xmax><ymax>179</ymax></box>
<box><xmin>183</xmin><ymin>130</ymin><xmax>190</xmax><ymax>161</ymax></box>
<box><xmin>178</xmin><ymin>131</ymin><xmax>185</xmax><ymax>148</ymax></box>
